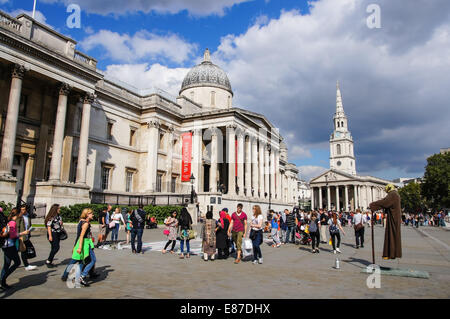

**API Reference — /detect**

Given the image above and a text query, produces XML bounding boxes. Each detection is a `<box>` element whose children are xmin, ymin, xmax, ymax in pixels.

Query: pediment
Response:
<box><xmin>310</xmin><ymin>169</ymin><xmax>359</xmax><ymax>184</ymax></box>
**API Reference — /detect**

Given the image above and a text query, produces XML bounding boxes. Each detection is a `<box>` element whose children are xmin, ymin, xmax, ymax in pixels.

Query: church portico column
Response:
<box><xmin>344</xmin><ymin>185</ymin><xmax>349</xmax><ymax>212</ymax></box>
<box><xmin>49</xmin><ymin>83</ymin><xmax>71</xmax><ymax>182</ymax></box>
<box><xmin>327</xmin><ymin>185</ymin><xmax>331</xmax><ymax>211</ymax></box>
<box><xmin>75</xmin><ymin>93</ymin><xmax>94</xmax><ymax>184</ymax></box>
<box><xmin>319</xmin><ymin>186</ymin><xmax>323</xmax><ymax>209</ymax></box>
<box><xmin>311</xmin><ymin>187</ymin><xmax>315</xmax><ymax>210</ymax></box>
<box><xmin>258</xmin><ymin>141</ymin><xmax>265</xmax><ymax>198</ymax></box>
<box><xmin>354</xmin><ymin>185</ymin><xmax>358</xmax><ymax>210</ymax></box>
<box><xmin>209</xmin><ymin>127</ymin><xmax>218</xmax><ymax>192</ymax></box>
<box><xmin>251</xmin><ymin>136</ymin><xmax>258</xmax><ymax>198</ymax></box>
<box><xmin>244</xmin><ymin>134</ymin><xmax>251</xmax><ymax>196</ymax></box>
<box><xmin>147</xmin><ymin>120</ymin><xmax>160</xmax><ymax>192</ymax></box>
<box><xmin>335</xmin><ymin>185</ymin><xmax>340</xmax><ymax>211</ymax></box>
<box><xmin>226</xmin><ymin>125</ymin><xmax>236</xmax><ymax>196</ymax></box>
<box><xmin>0</xmin><ymin>64</ymin><xmax>26</xmax><ymax>176</ymax></box>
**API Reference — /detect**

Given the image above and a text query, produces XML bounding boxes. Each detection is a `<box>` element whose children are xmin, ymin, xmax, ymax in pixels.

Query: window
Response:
<box><xmin>101</xmin><ymin>166</ymin><xmax>111</xmax><ymax>190</ymax></box>
<box><xmin>171</xmin><ymin>176</ymin><xmax>177</xmax><ymax>193</ymax></box>
<box><xmin>211</xmin><ymin>91</ymin><xmax>216</xmax><ymax>106</ymax></box>
<box><xmin>337</xmin><ymin>144</ymin><xmax>341</xmax><ymax>155</ymax></box>
<box><xmin>337</xmin><ymin>121</ymin><xmax>340</xmax><ymax>128</ymax></box>
<box><xmin>70</xmin><ymin>157</ymin><xmax>78</xmax><ymax>183</ymax></box>
<box><xmin>126</xmin><ymin>170</ymin><xmax>133</xmax><ymax>192</ymax></box>
<box><xmin>107</xmin><ymin>122</ymin><xmax>113</xmax><ymax>141</ymax></box>
<box><xmin>156</xmin><ymin>173</ymin><xmax>163</xmax><ymax>192</ymax></box>
<box><xmin>19</xmin><ymin>94</ymin><xmax>28</xmax><ymax>117</ymax></box>
<box><xmin>341</xmin><ymin>121</ymin><xmax>344</xmax><ymax>127</ymax></box>
<box><xmin>129</xmin><ymin>128</ymin><xmax>137</xmax><ymax>147</ymax></box>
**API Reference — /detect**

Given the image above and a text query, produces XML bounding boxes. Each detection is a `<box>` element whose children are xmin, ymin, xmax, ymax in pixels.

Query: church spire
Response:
<box><xmin>336</xmin><ymin>80</ymin><xmax>345</xmax><ymax>116</ymax></box>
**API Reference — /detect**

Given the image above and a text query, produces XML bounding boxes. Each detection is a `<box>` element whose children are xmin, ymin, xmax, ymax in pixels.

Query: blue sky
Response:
<box><xmin>2</xmin><ymin>0</ymin><xmax>449</xmax><ymax>182</ymax></box>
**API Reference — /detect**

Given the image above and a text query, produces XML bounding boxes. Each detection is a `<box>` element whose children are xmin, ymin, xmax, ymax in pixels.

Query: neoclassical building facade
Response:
<box><xmin>309</xmin><ymin>83</ymin><xmax>390</xmax><ymax>211</ymax></box>
<box><xmin>0</xmin><ymin>12</ymin><xmax>300</xmax><ymax>218</ymax></box>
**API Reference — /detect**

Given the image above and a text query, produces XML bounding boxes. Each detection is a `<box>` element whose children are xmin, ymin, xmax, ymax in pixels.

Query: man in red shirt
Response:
<box><xmin>227</xmin><ymin>203</ymin><xmax>248</xmax><ymax>264</ymax></box>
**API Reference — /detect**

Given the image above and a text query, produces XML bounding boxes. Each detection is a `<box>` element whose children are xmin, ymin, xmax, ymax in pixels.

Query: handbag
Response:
<box><xmin>242</xmin><ymin>238</ymin><xmax>253</xmax><ymax>257</ymax></box>
<box><xmin>25</xmin><ymin>241</ymin><xmax>36</xmax><ymax>259</ymax></box>
<box><xmin>188</xmin><ymin>229</ymin><xmax>197</xmax><ymax>240</ymax></box>
<box><xmin>109</xmin><ymin>221</ymin><xmax>115</xmax><ymax>228</ymax></box>
<box><xmin>249</xmin><ymin>229</ymin><xmax>257</xmax><ymax>241</ymax></box>
<box><xmin>19</xmin><ymin>237</ymin><xmax>26</xmax><ymax>252</ymax></box>
<box><xmin>163</xmin><ymin>229</ymin><xmax>170</xmax><ymax>236</ymax></box>
<box><xmin>59</xmin><ymin>228</ymin><xmax>68</xmax><ymax>241</ymax></box>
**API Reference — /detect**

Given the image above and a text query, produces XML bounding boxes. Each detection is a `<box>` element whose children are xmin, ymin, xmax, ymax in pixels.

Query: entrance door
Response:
<box><xmin>203</xmin><ymin>164</ymin><xmax>210</xmax><ymax>192</ymax></box>
<box><xmin>12</xmin><ymin>154</ymin><xmax>26</xmax><ymax>199</ymax></box>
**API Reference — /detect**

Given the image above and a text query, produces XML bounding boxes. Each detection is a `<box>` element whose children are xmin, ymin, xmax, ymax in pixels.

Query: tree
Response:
<box><xmin>398</xmin><ymin>182</ymin><xmax>424</xmax><ymax>213</ymax></box>
<box><xmin>421</xmin><ymin>152</ymin><xmax>450</xmax><ymax>210</ymax></box>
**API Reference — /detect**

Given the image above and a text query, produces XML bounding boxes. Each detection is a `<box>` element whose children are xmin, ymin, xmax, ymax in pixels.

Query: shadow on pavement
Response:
<box><xmin>0</xmin><ymin>270</ymin><xmax>56</xmax><ymax>299</ymax></box>
<box><xmin>342</xmin><ymin>257</ymin><xmax>372</xmax><ymax>269</ymax></box>
<box><xmin>91</xmin><ymin>265</ymin><xmax>114</xmax><ymax>283</ymax></box>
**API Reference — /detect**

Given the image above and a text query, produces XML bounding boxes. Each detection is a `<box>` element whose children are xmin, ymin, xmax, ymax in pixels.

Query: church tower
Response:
<box><xmin>329</xmin><ymin>81</ymin><xmax>356</xmax><ymax>175</ymax></box>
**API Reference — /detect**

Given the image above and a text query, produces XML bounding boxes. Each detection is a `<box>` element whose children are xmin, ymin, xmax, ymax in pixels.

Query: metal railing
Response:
<box><xmin>90</xmin><ymin>192</ymin><xmax>192</xmax><ymax>207</ymax></box>
<box><xmin>0</xmin><ymin>12</ymin><xmax>22</xmax><ymax>33</ymax></box>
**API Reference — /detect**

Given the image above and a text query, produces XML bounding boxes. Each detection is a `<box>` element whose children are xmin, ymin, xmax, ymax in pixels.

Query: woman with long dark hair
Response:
<box><xmin>44</xmin><ymin>204</ymin><xmax>63</xmax><ymax>267</ymax></box>
<box><xmin>250</xmin><ymin>205</ymin><xmax>264</xmax><ymax>264</ymax></box>
<box><xmin>162</xmin><ymin>210</ymin><xmax>178</xmax><ymax>254</ymax></box>
<box><xmin>201</xmin><ymin>211</ymin><xmax>216</xmax><ymax>261</ymax></box>
<box><xmin>1</xmin><ymin>208</ymin><xmax>21</xmax><ymax>289</ymax></box>
<box><xmin>178</xmin><ymin>207</ymin><xmax>193</xmax><ymax>259</ymax></box>
<box><xmin>328</xmin><ymin>212</ymin><xmax>346</xmax><ymax>254</ymax></box>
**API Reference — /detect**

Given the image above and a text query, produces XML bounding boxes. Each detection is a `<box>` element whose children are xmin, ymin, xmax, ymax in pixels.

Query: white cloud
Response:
<box><xmin>103</xmin><ymin>63</ymin><xmax>189</xmax><ymax>96</ymax></box>
<box><xmin>40</xmin><ymin>0</ymin><xmax>252</xmax><ymax>16</ymax></box>
<box><xmin>298</xmin><ymin>166</ymin><xmax>328</xmax><ymax>182</ymax></box>
<box><xmin>80</xmin><ymin>30</ymin><xmax>197</xmax><ymax>64</ymax></box>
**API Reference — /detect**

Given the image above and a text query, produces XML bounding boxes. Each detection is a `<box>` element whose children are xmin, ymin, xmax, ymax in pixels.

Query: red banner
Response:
<box><xmin>181</xmin><ymin>132</ymin><xmax>192</xmax><ymax>182</ymax></box>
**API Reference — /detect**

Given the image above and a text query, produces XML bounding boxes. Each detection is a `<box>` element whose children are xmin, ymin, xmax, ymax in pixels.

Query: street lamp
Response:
<box><xmin>190</xmin><ymin>174</ymin><xmax>195</xmax><ymax>204</ymax></box>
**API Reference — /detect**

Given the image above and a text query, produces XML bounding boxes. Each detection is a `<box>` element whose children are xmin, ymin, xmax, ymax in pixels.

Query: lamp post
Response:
<box><xmin>190</xmin><ymin>174</ymin><xmax>195</xmax><ymax>204</ymax></box>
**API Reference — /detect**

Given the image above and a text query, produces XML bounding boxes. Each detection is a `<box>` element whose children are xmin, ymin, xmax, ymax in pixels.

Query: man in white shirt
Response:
<box><xmin>353</xmin><ymin>209</ymin><xmax>367</xmax><ymax>249</ymax></box>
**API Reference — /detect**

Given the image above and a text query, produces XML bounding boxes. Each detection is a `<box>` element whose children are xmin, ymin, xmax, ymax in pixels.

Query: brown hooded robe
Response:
<box><xmin>369</xmin><ymin>190</ymin><xmax>402</xmax><ymax>259</ymax></box>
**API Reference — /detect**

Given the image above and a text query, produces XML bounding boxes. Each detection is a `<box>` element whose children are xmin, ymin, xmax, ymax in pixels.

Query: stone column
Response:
<box><xmin>192</xmin><ymin>128</ymin><xmax>202</xmax><ymax>193</ymax></box>
<box><xmin>226</xmin><ymin>125</ymin><xmax>236</xmax><ymax>196</ymax></box>
<box><xmin>251</xmin><ymin>136</ymin><xmax>258</xmax><ymax>198</ymax></box>
<box><xmin>147</xmin><ymin>120</ymin><xmax>160</xmax><ymax>192</ymax></box>
<box><xmin>0</xmin><ymin>64</ymin><xmax>26</xmax><ymax>176</ymax></box>
<box><xmin>344</xmin><ymin>185</ymin><xmax>349</xmax><ymax>212</ymax></box>
<box><xmin>353</xmin><ymin>185</ymin><xmax>358</xmax><ymax>210</ymax></box>
<box><xmin>209</xmin><ymin>127</ymin><xmax>218</xmax><ymax>192</ymax></box>
<box><xmin>327</xmin><ymin>186</ymin><xmax>331</xmax><ymax>211</ymax></box>
<box><xmin>275</xmin><ymin>150</ymin><xmax>281</xmax><ymax>199</ymax></box>
<box><xmin>236</xmin><ymin>130</ymin><xmax>244</xmax><ymax>195</ymax></box>
<box><xmin>258</xmin><ymin>141</ymin><xmax>265</xmax><ymax>198</ymax></box>
<box><xmin>48</xmin><ymin>83</ymin><xmax>71</xmax><ymax>182</ymax></box>
<box><xmin>270</xmin><ymin>148</ymin><xmax>275</xmax><ymax>200</ymax></box>
<box><xmin>319</xmin><ymin>186</ymin><xmax>323</xmax><ymax>209</ymax></box>
<box><xmin>75</xmin><ymin>93</ymin><xmax>94</xmax><ymax>184</ymax></box>
<box><xmin>244</xmin><ymin>134</ymin><xmax>251</xmax><ymax>196</ymax></box>
<box><xmin>335</xmin><ymin>185</ymin><xmax>340</xmax><ymax>211</ymax></box>
<box><xmin>311</xmin><ymin>187</ymin><xmax>315</xmax><ymax>210</ymax></box>
<box><xmin>164</xmin><ymin>126</ymin><xmax>174</xmax><ymax>192</ymax></box>
<box><xmin>264</xmin><ymin>144</ymin><xmax>270</xmax><ymax>198</ymax></box>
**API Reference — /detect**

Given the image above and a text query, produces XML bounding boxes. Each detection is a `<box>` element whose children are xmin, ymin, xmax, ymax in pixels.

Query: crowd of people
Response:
<box><xmin>0</xmin><ymin>199</ymin><xmax>447</xmax><ymax>290</ymax></box>
<box><xmin>401</xmin><ymin>211</ymin><xmax>447</xmax><ymax>228</ymax></box>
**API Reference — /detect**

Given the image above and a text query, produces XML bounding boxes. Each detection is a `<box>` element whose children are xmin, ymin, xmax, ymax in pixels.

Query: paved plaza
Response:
<box><xmin>1</xmin><ymin>224</ymin><xmax>449</xmax><ymax>299</ymax></box>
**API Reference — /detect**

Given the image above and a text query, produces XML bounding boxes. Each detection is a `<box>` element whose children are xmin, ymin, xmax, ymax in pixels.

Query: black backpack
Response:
<box><xmin>0</xmin><ymin>212</ymin><xmax>9</xmax><ymax>247</ymax></box>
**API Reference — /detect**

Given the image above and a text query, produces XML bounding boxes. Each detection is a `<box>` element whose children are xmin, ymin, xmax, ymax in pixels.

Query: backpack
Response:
<box><xmin>279</xmin><ymin>215</ymin><xmax>287</xmax><ymax>230</ymax></box>
<box><xmin>0</xmin><ymin>212</ymin><xmax>9</xmax><ymax>247</ymax></box>
<box><xmin>329</xmin><ymin>221</ymin><xmax>339</xmax><ymax>234</ymax></box>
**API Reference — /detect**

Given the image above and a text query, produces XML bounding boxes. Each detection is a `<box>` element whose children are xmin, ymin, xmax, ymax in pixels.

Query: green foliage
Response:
<box><xmin>0</xmin><ymin>201</ymin><xmax>14</xmax><ymax>216</ymax></box>
<box><xmin>398</xmin><ymin>182</ymin><xmax>424</xmax><ymax>213</ymax></box>
<box><xmin>421</xmin><ymin>152</ymin><xmax>450</xmax><ymax>210</ymax></box>
<box><xmin>58</xmin><ymin>203</ymin><xmax>183</xmax><ymax>223</ymax></box>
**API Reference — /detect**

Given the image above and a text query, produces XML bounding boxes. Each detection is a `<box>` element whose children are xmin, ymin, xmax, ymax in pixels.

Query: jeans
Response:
<box><xmin>310</xmin><ymin>231</ymin><xmax>320</xmax><ymax>250</ymax></box>
<box><xmin>111</xmin><ymin>223</ymin><xmax>120</xmax><ymax>242</ymax></box>
<box><xmin>271</xmin><ymin>228</ymin><xmax>280</xmax><ymax>245</ymax></box>
<box><xmin>180</xmin><ymin>239</ymin><xmax>190</xmax><ymax>253</ymax></box>
<box><xmin>81</xmin><ymin>249</ymin><xmax>96</xmax><ymax>277</ymax></box>
<box><xmin>130</xmin><ymin>228</ymin><xmax>143</xmax><ymax>253</ymax></box>
<box><xmin>330</xmin><ymin>232</ymin><xmax>341</xmax><ymax>250</ymax></box>
<box><xmin>1</xmin><ymin>246</ymin><xmax>21</xmax><ymax>284</ymax></box>
<box><xmin>48</xmin><ymin>232</ymin><xmax>60</xmax><ymax>262</ymax></box>
<box><xmin>280</xmin><ymin>228</ymin><xmax>287</xmax><ymax>243</ymax></box>
<box><xmin>355</xmin><ymin>227</ymin><xmax>365</xmax><ymax>247</ymax></box>
<box><xmin>285</xmin><ymin>226</ymin><xmax>296</xmax><ymax>243</ymax></box>
<box><xmin>252</xmin><ymin>230</ymin><xmax>263</xmax><ymax>261</ymax></box>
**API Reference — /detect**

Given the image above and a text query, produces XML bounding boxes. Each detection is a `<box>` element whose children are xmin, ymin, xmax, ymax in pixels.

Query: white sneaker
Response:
<box><xmin>252</xmin><ymin>260</ymin><xmax>258</xmax><ymax>264</ymax></box>
<box><xmin>258</xmin><ymin>258</ymin><xmax>263</xmax><ymax>264</ymax></box>
<box><xmin>25</xmin><ymin>265</ymin><xmax>37</xmax><ymax>271</ymax></box>
<box><xmin>336</xmin><ymin>248</ymin><xmax>341</xmax><ymax>253</ymax></box>
<box><xmin>333</xmin><ymin>250</ymin><xmax>336</xmax><ymax>254</ymax></box>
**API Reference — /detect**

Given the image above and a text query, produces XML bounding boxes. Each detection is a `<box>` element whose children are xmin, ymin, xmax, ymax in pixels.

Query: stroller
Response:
<box><xmin>295</xmin><ymin>221</ymin><xmax>312</xmax><ymax>245</ymax></box>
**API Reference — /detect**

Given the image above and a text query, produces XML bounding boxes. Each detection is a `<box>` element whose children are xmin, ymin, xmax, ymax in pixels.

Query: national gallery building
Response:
<box><xmin>0</xmin><ymin>12</ymin><xmax>300</xmax><ymax>218</ymax></box>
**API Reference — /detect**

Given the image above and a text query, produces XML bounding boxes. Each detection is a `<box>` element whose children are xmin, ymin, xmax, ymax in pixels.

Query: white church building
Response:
<box><xmin>309</xmin><ymin>82</ymin><xmax>390</xmax><ymax>212</ymax></box>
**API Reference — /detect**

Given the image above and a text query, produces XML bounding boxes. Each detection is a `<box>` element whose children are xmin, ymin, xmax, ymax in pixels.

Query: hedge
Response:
<box><xmin>59</xmin><ymin>204</ymin><xmax>183</xmax><ymax>223</ymax></box>
<box><xmin>0</xmin><ymin>201</ymin><xmax>14</xmax><ymax>216</ymax></box>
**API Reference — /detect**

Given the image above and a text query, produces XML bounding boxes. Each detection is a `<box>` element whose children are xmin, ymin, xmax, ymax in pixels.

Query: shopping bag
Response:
<box><xmin>242</xmin><ymin>238</ymin><xmax>253</xmax><ymax>258</ymax></box>
<box><xmin>328</xmin><ymin>238</ymin><xmax>332</xmax><ymax>246</ymax></box>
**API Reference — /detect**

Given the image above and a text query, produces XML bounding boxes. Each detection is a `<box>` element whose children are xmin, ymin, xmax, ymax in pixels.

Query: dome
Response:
<box><xmin>180</xmin><ymin>49</ymin><xmax>233</xmax><ymax>96</ymax></box>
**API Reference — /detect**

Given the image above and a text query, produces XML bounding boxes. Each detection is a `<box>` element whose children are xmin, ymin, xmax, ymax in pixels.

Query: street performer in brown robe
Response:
<box><xmin>369</xmin><ymin>184</ymin><xmax>402</xmax><ymax>260</ymax></box>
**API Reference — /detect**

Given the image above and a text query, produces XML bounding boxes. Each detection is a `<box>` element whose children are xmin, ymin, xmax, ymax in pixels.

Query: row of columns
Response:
<box><xmin>0</xmin><ymin>64</ymin><xmax>94</xmax><ymax>186</ymax></box>
<box><xmin>310</xmin><ymin>184</ymin><xmax>384</xmax><ymax>211</ymax></box>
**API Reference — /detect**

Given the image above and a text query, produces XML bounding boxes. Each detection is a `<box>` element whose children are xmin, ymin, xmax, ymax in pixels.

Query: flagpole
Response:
<box><xmin>32</xmin><ymin>0</ymin><xmax>37</xmax><ymax>19</ymax></box>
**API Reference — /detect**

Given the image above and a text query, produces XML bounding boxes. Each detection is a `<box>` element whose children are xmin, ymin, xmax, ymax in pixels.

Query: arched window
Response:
<box><xmin>341</xmin><ymin>121</ymin><xmax>344</xmax><ymax>127</ymax></box>
<box><xmin>337</xmin><ymin>121</ymin><xmax>340</xmax><ymax>128</ymax></box>
<box><xmin>337</xmin><ymin>144</ymin><xmax>341</xmax><ymax>155</ymax></box>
